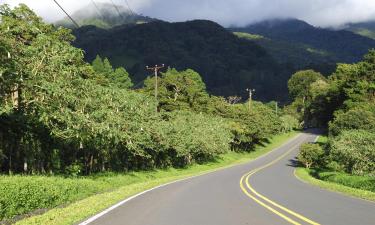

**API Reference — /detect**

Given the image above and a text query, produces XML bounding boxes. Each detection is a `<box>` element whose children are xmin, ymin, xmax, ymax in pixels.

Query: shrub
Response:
<box><xmin>280</xmin><ymin>115</ymin><xmax>300</xmax><ymax>133</ymax></box>
<box><xmin>329</xmin><ymin>130</ymin><xmax>375</xmax><ymax>176</ymax></box>
<box><xmin>329</xmin><ymin>108</ymin><xmax>375</xmax><ymax>136</ymax></box>
<box><xmin>298</xmin><ymin>143</ymin><xmax>324</xmax><ymax>168</ymax></box>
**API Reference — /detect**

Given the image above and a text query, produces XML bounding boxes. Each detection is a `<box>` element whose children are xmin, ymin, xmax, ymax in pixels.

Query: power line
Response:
<box><xmin>123</xmin><ymin>0</ymin><xmax>135</xmax><ymax>16</ymax></box>
<box><xmin>109</xmin><ymin>0</ymin><xmax>124</xmax><ymax>19</ymax></box>
<box><xmin>52</xmin><ymin>0</ymin><xmax>79</xmax><ymax>28</ymax></box>
<box><xmin>90</xmin><ymin>0</ymin><xmax>105</xmax><ymax>20</ymax></box>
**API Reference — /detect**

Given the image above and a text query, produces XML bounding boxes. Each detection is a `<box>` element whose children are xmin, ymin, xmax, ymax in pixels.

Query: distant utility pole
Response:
<box><xmin>146</xmin><ymin>64</ymin><xmax>165</xmax><ymax>101</ymax></box>
<box><xmin>52</xmin><ymin>0</ymin><xmax>79</xmax><ymax>28</ymax></box>
<box><xmin>246</xmin><ymin>88</ymin><xmax>255</xmax><ymax>111</ymax></box>
<box><xmin>275</xmin><ymin>101</ymin><xmax>278</xmax><ymax>116</ymax></box>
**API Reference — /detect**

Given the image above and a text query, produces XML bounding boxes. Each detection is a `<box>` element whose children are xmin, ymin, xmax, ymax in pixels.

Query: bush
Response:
<box><xmin>280</xmin><ymin>115</ymin><xmax>300</xmax><ymax>133</ymax></box>
<box><xmin>329</xmin><ymin>130</ymin><xmax>375</xmax><ymax>176</ymax></box>
<box><xmin>298</xmin><ymin>143</ymin><xmax>324</xmax><ymax>168</ymax></box>
<box><xmin>0</xmin><ymin>176</ymin><xmax>105</xmax><ymax>220</ymax></box>
<box><xmin>154</xmin><ymin>111</ymin><xmax>232</xmax><ymax>166</ymax></box>
<box><xmin>316</xmin><ymin>170</ymin><xmax>375</xmax><ymax>192</ymax></box>
<box><xmin>329</xmin><ymin>108</ymin><xmax>375</xmax><ymax>136</ymax></box>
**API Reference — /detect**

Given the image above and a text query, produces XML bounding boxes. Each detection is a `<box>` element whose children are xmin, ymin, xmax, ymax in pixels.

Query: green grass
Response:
<box><xmin>233</xmin><ymin>32</ymin><xmax>264</xmax><ymax>40</ymax></box>
<box><xmin>295</xmin><ymin>168</ymin><xmax>375</xmax><ymax>202</ymax></box>
<box><xmin>10</xmin><ymin>131</ymin><xmax>298</xmax><ymax>225</ymax></box>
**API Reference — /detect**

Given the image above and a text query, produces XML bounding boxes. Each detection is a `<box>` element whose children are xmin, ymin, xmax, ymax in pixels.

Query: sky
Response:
<box><xmin>2</xmin><ymin>0</ymin><xmax>375</xmax><ymax>28</ymax></box>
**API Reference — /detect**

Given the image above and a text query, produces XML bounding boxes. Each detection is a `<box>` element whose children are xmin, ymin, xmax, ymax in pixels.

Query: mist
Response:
<box><xmin>3</xmin><ymin>0</ymin><xmax>375</xmax><ymax>27</ymax></box>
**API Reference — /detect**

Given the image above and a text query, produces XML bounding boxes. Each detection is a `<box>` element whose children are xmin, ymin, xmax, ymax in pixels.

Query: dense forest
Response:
<box><xmin>231</xmin><ymin>19</ymin><xmax>375</xmax><ymax>63</ymax></box>
<box><xmin>0</xmin><ymin>4</ymin><xmax>298</xmax><ymax>175</ymax></box>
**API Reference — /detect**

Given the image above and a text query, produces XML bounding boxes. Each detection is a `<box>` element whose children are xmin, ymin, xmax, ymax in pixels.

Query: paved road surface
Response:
<box><xmin>80</xmin><ymin>131</ymin><xmax>375</xmax><ymax>225</ymax></box>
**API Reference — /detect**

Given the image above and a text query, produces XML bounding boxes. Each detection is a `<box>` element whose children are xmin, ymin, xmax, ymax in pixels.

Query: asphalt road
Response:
<box><xmin>80</xmin><ymin>131</ymin><xmax>375</xmax><ymax>225</ymax></box>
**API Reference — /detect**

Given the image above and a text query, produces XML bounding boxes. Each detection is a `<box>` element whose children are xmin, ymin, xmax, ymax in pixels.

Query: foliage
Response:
<box><xmin>287</xmin><ymin>70</ymin><xmax>325</xmax><ymax>99</ymax></box>
<box><xmin>4</xmin><ymin>132</ymin><xmax>297</xmax><ymax>224</ymax></box>
<box><xmin>297</xmin><ymin>143</ymin><xmax>324</xmax><ymax>169</ymax></box>
<box><xmin>316</xmin><ymin>170</ymin><xmax>375</xmax><ymax>193</ymax></box>
<box><xmin>329</xmin><ymin>130</ymin><xmax>375</xmax><ymax>176</ymax></box>
<box><xmin>295</xmin><ymin>168</ymin><xmax>375</xmax><ymax>202</ymax></box>
<box><xmin>142</xmin><ymin>68</ymin><xmax>208</xmax><ymax>111</ymax></box>
<box><xmin>91</xmin><ymin>55</ymin><xmax>133</xmax><ymax>88</ymax></box>
<box><xmin>279</xmin><ymin>115</ymin><xmax>300</xmax><ymax>132</ymax></box>
<box><xmin>329</xmin><ymin>108</ymin><xmax>375</xmax><ymax>136</ymax></box>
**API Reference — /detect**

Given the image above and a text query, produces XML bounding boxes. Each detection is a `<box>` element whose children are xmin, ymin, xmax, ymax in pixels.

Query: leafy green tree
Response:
<box><xmin>288</xmin><ymin>70</ymin><xmax>325</xmax><ymax>99</ymax></box>
<box><xmin>91</xmin><ymin>55</ymin><xmax>133</xmax><ymax>88</ymax></box>
<box><xmin>298</xmin><ymin>143</ymin><xmax>324</xmax><ymax>169</ymax></box>
<box><xmin>330</xmin><ymin>130</ymin><xmax>375</xmax><ymax>176</ymax></box>
<box><xmin>143</xmin><ymin>68</ymin><xmax>208</xmax><ymax>111</ymax></box>
<box><xmin>111</xmin><ymin>67</ymin><xmax>133</xmax><ymax>89</ymax></box>
<box><xmin>279</xmin><ymin>115</ymin><xmax>300</xmax><ymax>133</ymax></box>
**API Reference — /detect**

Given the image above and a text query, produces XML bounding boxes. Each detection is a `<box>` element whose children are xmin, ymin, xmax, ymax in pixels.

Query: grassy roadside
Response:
<box><xmin>295</xmin><ymin>168</ymin><xmax>375</xmax><ymax>202</ymax></box>
<box><xmin>295</xmin><ymin>134</ymin><xmax>375</xmax><ymax>202</ymax></box>
<box><xmin>13</xmin><ymin>131</ymin><xmax>298</xmax><ymax>225</ymax></box>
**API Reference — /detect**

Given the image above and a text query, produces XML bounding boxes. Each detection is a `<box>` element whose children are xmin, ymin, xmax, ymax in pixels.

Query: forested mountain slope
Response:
<box><xmin>231</xmin><ymin>19</ymin><xmax>375</xmax><ymax>63</ymax></box>
<box><xmin>343</xmin><ymin>21</ymin><xmax>375</xmax><ymax>40</ymax></box>
<box><xmin>73</xmin><ymin>20</ymin><xmax>293</xmax><ymax>101</ymax></box>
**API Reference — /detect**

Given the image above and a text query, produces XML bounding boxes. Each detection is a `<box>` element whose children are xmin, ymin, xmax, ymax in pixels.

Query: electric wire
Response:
<box><xmin>52</xmin><ymin>0</ymin><xmax>79</xmax><ymax>28</ymax></box>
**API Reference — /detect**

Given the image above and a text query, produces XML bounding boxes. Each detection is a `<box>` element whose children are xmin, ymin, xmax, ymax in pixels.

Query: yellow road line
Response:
<box><xmin>240</xmin><ymin>173</ymin><xmax>302</xmax><ymax>225</ymax></box>
<box><xmin>239</xmin><ymin>137</ymin><xmax>321</xmax><ymax>225</ymax></box>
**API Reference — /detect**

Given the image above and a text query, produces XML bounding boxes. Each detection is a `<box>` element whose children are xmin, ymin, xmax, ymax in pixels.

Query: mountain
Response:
<box><xmin>232</xmin><ymin>32</ymin><xmax>336</xmax><ymax>74</ymax></box>
<box><xmin>73</xmin><ymin>20</ymin><xmax>294</xmax><ymax>102</ymax></box>
<box><xmin>231</xmin><ymin>19</ymin><xmax>375</xmax><ymax>63</ymax></box>
<box><xmin>343</xmin><ymin>21</ymin><xmax>375</xmax><ymax>40</ymax></box>
<box><xmin>56</xmin><ymin>3</ymin><xmax>155</xmax><ymax>29</ymax></box>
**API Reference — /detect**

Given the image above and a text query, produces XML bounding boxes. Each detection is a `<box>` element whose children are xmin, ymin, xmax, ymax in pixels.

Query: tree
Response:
<box><xmin>91</xmin><ymin>55</ymin><xmax>133</xmax><ymax>88</ymax></box>
<box><xmin>143</xmin><ymin>68</ymin><xmax>209</xmax><ymax>111</ymax></box>
<box><xmin>330</xmin><ymin>130</ymin><xmax>375</xmax><ymax>176</ymax></box>
<box><xmin>298</xmin><ymin>143</ymin><xmax>324</xmax><ymax>169</ymax></box>
<box><xmin>111</xmin><ymin>67</ymin><xmax>133</xmax><ymax>89</ymax></box>
<box><xmin>288</xmin><ymin>70</ymin><xmax>325</xmax><ymax>99</ymax></box>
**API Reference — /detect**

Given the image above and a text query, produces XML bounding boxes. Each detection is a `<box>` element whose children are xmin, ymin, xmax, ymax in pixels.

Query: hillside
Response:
<box><xmin>55</xmin><ymin>3</ymin><xmax>155</xmax><ymax>29</ymax></box>
<box><xmin>231</xmin><ymin>19</ymin><xmax>375</xmax><ymax>63</ymax></box>
<box><xmin>343</xmin><ymin>21</ymin><xmax>375</xmax><ymax>40</ymax></box>
<box><xmin>73</xmin><ymin>20</ymin><xmax>294</xmax><ymax>102</ymax></box>
<box><xmin>233</xmin><ymin>32</ymin><xmax>336</xmax><ymax>74</ymax></box>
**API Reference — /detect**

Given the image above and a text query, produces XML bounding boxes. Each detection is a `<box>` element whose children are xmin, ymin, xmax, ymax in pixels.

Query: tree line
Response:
<box><xmin>0</xmin><ymin>5</ymin><xmax>298</xmax><ymax>176</ymax></box>
<box><xmin>287</xmin><ymin>53</ymin><xmax>375</xmax><ymax>177</ymax></box>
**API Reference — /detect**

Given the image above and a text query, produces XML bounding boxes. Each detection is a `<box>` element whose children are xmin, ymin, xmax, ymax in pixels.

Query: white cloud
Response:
<box><xmin>3</xmin><ymin>0</ymin><xmax>375</xmax><ymax>27</ymax></box>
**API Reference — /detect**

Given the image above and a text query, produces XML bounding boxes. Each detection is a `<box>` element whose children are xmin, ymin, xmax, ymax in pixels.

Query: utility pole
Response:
<box><xmin>146</xmin><ymin>64</ymin><xmax>164</xmax><ymax>102</ymax></box>
<box><xmin>246</xmin><ymin>88</ymin><xmax>255</xmax><ymax>111</ymax></box>
<box><xmin>275</xmin><ymin>101</ymin><xmax>278</xmax><ymax>116</ymax></box>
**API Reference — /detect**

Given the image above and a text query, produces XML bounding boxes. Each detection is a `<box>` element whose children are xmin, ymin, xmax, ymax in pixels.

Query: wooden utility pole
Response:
<box><xmin>246</xmin><ymin>88</ymin><xmax>255</xmax><ymax>111</ymax></box>
<box><xmin>146</xmin><ymin>64</ymin><xmax>164</xmax><ymax>109</ymax></box>
<box><xmin>275</xmin><ymin>101</ymin><xmax>278</xmax><ymax>116</ymax></box>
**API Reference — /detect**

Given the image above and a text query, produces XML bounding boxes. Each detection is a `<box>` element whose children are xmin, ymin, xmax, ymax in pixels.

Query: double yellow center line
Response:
<box><xmin>239</xmin><ymin>142</ymin><xmax>321</xmax><ymax>225</ymax></box>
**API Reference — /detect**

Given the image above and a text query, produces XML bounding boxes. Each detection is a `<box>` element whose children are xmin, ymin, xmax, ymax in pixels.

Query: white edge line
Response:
<box><xmin>78</xmin><ymin>132</ymin><xmax>304</xmax><ymax>225</ymax></box>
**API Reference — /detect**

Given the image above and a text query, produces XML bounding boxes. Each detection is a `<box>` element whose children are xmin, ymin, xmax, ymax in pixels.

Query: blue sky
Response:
<box><xmin>3</xmin><ymin>0</ymin><xmax>375</xmax><ymax>27</ymax></box>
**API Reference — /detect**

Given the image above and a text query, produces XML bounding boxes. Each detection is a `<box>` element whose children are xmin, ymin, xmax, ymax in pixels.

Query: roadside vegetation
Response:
<box><xmin>0</xmin><ymin>4</ymin><xmax>301</xmax><ymax>222</ymax></box>
<box><xmin>3</xmin><ymin>132</ymin><xmax>297</xmax><ymax>224</ymax></box>
<box><xmin>287</xmin><ymin>49</ymin><xmax>375</xmax><ymax>199</ymax></box>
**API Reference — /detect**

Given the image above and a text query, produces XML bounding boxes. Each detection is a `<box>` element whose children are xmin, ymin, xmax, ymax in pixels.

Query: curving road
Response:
<box><xmin>79</xmin><ymin>131</ymin><xmax>375</xmax><ymax>225</ymax></box>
